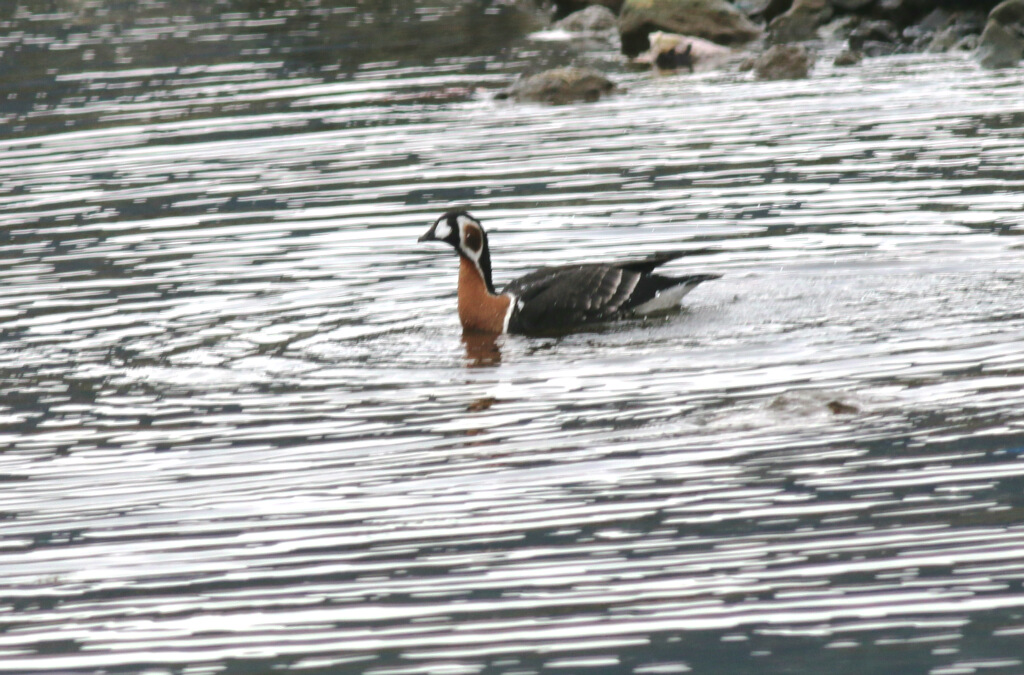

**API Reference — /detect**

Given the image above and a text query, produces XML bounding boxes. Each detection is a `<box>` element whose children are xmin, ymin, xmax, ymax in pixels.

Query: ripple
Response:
<box><xmin>2</xmin><ymin>4</ymin><xmax>1024</xmax><ymax>675</ymax></box>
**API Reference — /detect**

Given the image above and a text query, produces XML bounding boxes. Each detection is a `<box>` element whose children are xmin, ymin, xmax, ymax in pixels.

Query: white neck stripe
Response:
<box><xmin>502</xmin><ymin>294</ymin><xmax>516</xmax><ymax>333</ymax></box>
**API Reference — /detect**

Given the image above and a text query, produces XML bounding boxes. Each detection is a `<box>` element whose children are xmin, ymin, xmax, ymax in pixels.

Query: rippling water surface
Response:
<box><xmin>3</xmin><ymin>2</ymin><xmax>1024</xmax><ymax>674</ymax></box>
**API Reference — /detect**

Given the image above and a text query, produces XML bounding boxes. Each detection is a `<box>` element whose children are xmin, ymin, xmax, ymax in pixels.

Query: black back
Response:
<box><xmin>502</xmin><ymin>250</ymin><xmax>718</xmax><ymax>335</ymax></box>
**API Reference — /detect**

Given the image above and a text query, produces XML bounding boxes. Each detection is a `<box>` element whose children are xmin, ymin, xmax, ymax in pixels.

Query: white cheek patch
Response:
<box><xmin>433</xmin><ymin>219</ymin><xmax>452</xmax><ymax>240</ymax></box>
<box><xmin>458</xmin><ymin>218</ymin><xmax>484</xmax><ymax>262</ymax></box>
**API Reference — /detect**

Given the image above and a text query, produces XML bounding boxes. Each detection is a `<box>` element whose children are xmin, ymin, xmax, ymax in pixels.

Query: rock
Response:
<box><xmin>848</xmin><ymin>20</ymin><xmax>899</xmax><ymax>50</ymax></box>
<box><xmin>955</xmin><ymin>34</ymin><xmax>979</xmax><ymax>51</ymax></box>
<box><xmin>907</xmin><ymin>10</ymin><xmax>985</xmax><ymax>52</ymax></box>
<box><xmin>496</xmin><ymin>67</ymin><xmax>617</xmax><ymax>104</ymax></box>
<box><xmin>833</xmin><ymin>48</ymin><xmax>863</xmax><ymax>65</ymax></box>
<box><xmin>977</xmin><ymin>0</ymin><xmax>1024</xmax><ymax>69</ymax></box>
<box><xmin>768</xmin><ymin>0</ymin><xmax>833</xmax><ymax>44</ymax></box>
<box><xmin>872</xmin><ymin>0</ymin><xmax>982</xmax><ymax>30</ymax></box>
<box><xmin>739</xmin><ymin>0</ymin><xmax>793</xmax><ymax>23</ymax></box>
<box><xmin>618</xmin><ymin>0</ymin><xmax>763</xmax><ymax>56</ymax></box>
<box><xmin>554</xmin><ymin>0</ymin><xmax>625</xmax><ymax>17</ymax></box>
<box><xmin>917</xmin><ymin>8</ymin><xmax>954</xmax><ymax>33</ymax></box>
<box><xmin>902</xmin><ymin>8</ymin><xmax>950</xmax><ymax>48</ymax></box>
<box><xmin>829</xmin><ymin>0</ymin><xmax>874</xmax><ymax>10</ymax></box>
<box><xmin>732</xmin><ymin>0</ymin><xmax>770</xmax><ymax>15</ymax></box>
<box><xmin>991</xmin><ymin>0</ymin><xmax>1024</xmax><ymax>25</ymax></box>
<box><xmin>876</xmin><ymin>0</ymin><xmax>911</xmax><ymax>12</ymax></box>
<box><xmin>874</xmin><ymin>0</ymin><xmax>924</xmax><ymax>25</ymax></box>
<box><xmin>655</xmin><ymin>42</ymin><xmax>695</xmax><ymax>71</ymax></box>
<box><xmin>466</xmin><ymin>396</ymin><xmax>497</xmax><ymax>412</ymax></box>
<box><xmin>555</xmin><ymin>5</ymin><xmax>618</xmax><ymax>33</ymax></box>
<box><xmin>827</xmin><ymin>400</ymin><xmax>859</xmax><ymax>415</ymax></box>
<box><xmin>753</xmin><ymin>44</ymin><xmax>815</xmax><ymax>79</ymax></box>
<box><xmin>766</xmin><ymin>391</ymin><xmax>863</xmax><ymax>417</ymax></box>
<box><xmin>978</xmin><ymin>19</ymin><xmax>1024</xmax><ymax>68</ymax></box>
<box><xmin>926</xmin><ymin>25</ymin><xmax>960</xmax><ymax>52</ymax></box>
<box><xmin>847</xmin><ymin>19</ymin><xmax>902</xmax><ymax>56</ymax></box>
<box><xmin>954</xmin><ymin>11</ymin><xmax>990</xmax><ymax>36</ymax></box>
<box><xmin>635</xmin><ymin>31</ymin><xmax>735</xmax><ymax>71</ymax></box>
<box><xmin>819</xmin><ymin>15</ymin><xmax>859</xmax><ymax>41</ymax></box>
<box><xmin>860</xmin><ymin>40</ymin><xmax>899</xmax><ymax>56</ymax></box>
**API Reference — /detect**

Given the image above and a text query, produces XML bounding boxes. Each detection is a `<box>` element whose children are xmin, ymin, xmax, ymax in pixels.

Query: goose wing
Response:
<box><xmin>503</xmin><ymin>264</ymin><xmax>642</xmax><ymax>333</ymax></box>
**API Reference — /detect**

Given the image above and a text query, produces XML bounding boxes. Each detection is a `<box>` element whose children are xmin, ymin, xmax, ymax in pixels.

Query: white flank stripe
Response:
<box><xmin>502</xmin><ymin>294</ymin><xmax>517</xmax><ymax>333</ymax></box>
<box><xmin>633</xmin><ymin>283</ymin><xmax>699</xmax><ymax>315</ymax></box>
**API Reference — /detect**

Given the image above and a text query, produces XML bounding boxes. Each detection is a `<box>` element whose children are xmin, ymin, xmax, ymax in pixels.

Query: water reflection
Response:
<box><xmin>0</xmin><ymin>0</ymin><xmax>554</xmax><ymax>140</ymax></box>
<box><xmin>4</xmin><ymin>1</ymin><xmax>1024</xmax><ymax>674</ymax></box>
<box><xmin>463</xmin><ymin>331</ymin><xmax>503</xmax><ymax>368</ymax></box>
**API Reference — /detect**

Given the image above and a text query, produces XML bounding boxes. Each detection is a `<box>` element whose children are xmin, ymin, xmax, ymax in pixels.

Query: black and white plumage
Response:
<box><xmin>503</xmin><ymin>251</ymin><xmax>719</xmax><ymax>334</ymax></box>
<box><xmin>418</xmin><ymin>210</ymin><xmax>719</xmax><ymax>335</ymax></box>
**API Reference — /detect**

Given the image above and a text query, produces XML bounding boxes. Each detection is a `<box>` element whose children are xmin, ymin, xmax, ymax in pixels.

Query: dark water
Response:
<box><xmin>3</xmin><ymin>1</ymin><xmax>1024</xmax><ymax>674</ymax></box>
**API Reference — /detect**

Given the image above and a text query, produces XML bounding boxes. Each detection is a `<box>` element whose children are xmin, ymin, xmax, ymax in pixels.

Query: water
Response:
<box><xmin>3</xmin><ymin>1</ymin><xmax>1024</xmax><ymax>674</ymax></box>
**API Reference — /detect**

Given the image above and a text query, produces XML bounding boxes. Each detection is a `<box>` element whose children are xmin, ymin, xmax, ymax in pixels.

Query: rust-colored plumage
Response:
<box><xmin>458</xmin><ymin>256</ymin><xmax>511</xmax><ymax>334</ymax></box>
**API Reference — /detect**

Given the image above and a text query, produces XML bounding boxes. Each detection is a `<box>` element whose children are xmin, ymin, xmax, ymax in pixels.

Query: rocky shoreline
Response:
<box><xmin>498</xmin><ymin>0</ymin><xmax>1024</xmax><ymax>103</ymax></box>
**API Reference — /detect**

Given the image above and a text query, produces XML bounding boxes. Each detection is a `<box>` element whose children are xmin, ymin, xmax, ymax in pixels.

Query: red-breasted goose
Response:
<box><xmin>418</xmin><ymin>210</ymin><xmax>719</xmax><ymax>335</ymax></box>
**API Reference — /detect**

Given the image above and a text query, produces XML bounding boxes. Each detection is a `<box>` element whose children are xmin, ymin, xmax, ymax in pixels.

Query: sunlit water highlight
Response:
<box><xmin>2</xmin><ymin>3</ymin><xmax>1024</xmax><ymax>674</ymax></box>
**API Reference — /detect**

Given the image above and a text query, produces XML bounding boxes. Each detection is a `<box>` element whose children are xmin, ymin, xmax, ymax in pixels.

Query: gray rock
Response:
<box><xmin>977</xmin><ymin>19</ymin><xmax>1024</xmax><ymax>68</ymax></box>
<box><xmin>954</xmin><ymin>11</ymin><xmax>989</xmax><ymax>36</ymax></box>
<box><xmin>555</xmin><ymin>5</ymin><xmax>618</xmax><ymax>33</ymax></box>
<box><xmin>991</xmin><ymin>0</ymin><xmax>1024</xmax><ymax>25</ymax></box>
<box><xmin>554</xmin><ymin>0</ymin><xmax>625</xmax><ymax>16</ymax></box>
<box><xmin>497</xmin><ymin>67</ymin><xmax>617</xmax><ymax>104</ymax></box>
<box><xmin>753</xmin><ymin>44</ymin><xmax>815</xmax><ymax>80</ymax></box>
<box><xmin>902</xmin><ymin>9</ymin><xmax>950</xmax><ymax>47</ymax></box>
<box><xmin>911</xmin><ymin>10</ymin><xmax>985</xmax><ymax>52</ymax></box>
<box><xmin>829</xmin><ymin>0</ymin><xmax>874</xmax><ymax>10</ymax></box>
<box><xmin>819</xmin><ymin>15</ymin><xmax>859</xmax><ymax>41</ymax></box>
<box><xmin>875</xmin><ymin>0</ymin><xmax>916</xmax><ymax>16</ymax></box>
<box><xmin>768</xmin><ymin>0</ymin><xmax>833</xmax><ymax>44</ymax></box>
<box><xmin>918</xmin><ymin>8</ymin><xmax>954</xmax><ymax>33</ymax></box>
<box><xmin>848</xmin><ymin>20</ymin><xmax>899</xmax><ymax>51</ymax></box>
<box><xmin>874</xmin><ymin>0</ymin><xmax>938</xmax><ymax>26</ymax></box>
<box><xmin>741</xmin><ymin>0</ymin><xmax>793</xmax><ymax>23</ymax></box>
<box><xmin>618</xmin><ymin>0</ymin><xmax>763</xmax><ymax>56</ymax></box>
<box><xmin>977</xmin><ymin>0</ymin><xmax>1024</xmax><ymax>69</ymax></box>
<box><xmin>955</xmin><ymin>34</ymin><xmax>979</xmax><ymax>51</ymax></box>
<box><xmin>846</xmin><ymin>20</ymin><xmax>903</xmax><ymax>56</ymax></box>
<box><xmin>833</xmin><ymin>48</ymin><xmax>863</xmax><ymax>66</ymax></box>
<box><xmin>926</xmin><ymin>26</ymin><xmax>960</xmax><ymax>52</ymax></box>
<box><xmin>861</xmin><ymin>41</ymin><xmax>900</xmax><ymax>57</ymax></box>
<box><xmin>732</xmin><ymin>0</ymin><xmax>771</xmax><ymax>14</ymax></box>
